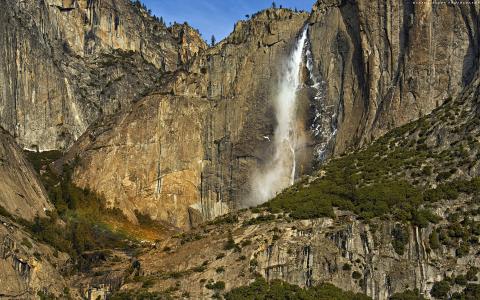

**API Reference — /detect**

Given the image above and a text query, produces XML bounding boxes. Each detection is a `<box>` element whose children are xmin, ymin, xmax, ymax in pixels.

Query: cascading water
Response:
<box><xmin>249</xmin><ymin>27</ymin><xmax>309</xmax><ymax>205</ymax></box>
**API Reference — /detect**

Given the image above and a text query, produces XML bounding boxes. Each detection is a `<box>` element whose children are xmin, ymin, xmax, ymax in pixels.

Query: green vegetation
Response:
<box><xmin>21</xmin><ymin>151</ymin><xmax>138</xmax><ymax>271</ymax></box>
<box><xmin>266</xmin><ymin>166</ymin><xmax>479</xmax><ymax>225</ymax></box>
<box><xmin>429</xmin><ymin>230</ymin><xmax>440</xmax><ymax>250</ymax></box>
<box><xmin>430</xmin><ymin>280</ymin><xmax>450</xmax><ymax>299</ymax></box>
<box><xmin>242</xmin><ymin>214</ymin><xmax>277</xmax><ymax>226</ymax></box>
<box><xmin>459</xmin><ymin>284</ymin><xmax>480</xmax><ymax>299</ymax></box>
<box><xmin>209</xmin><ymin>214</ymin><xmax>239</xmax><ymax>226</ymax></box>
<box><xmin>391</xmin><ymin>225</ymin><xmax>409</xmax><ymax>255</ymax></box>
<box><xmin>110</xmin><ymin>290</ymin><xmax>171</xmax><ymax>300</ymax></box>
<box><xmin>37</xmin><ymin>291</ymin><xmax>57</xmax><ymax>300</ymax></box>
<box><xmin>466</xmin><ymin>267</ymin><xmax>478</xmax><ymax>281</ymax></box>
<box><xmin>389</xmin><ymin>289</ymin><xmax>426</xmax><ymax>300</ymax></box>
<box><xmin>428</xmin><ymin>268</ymin><xmax>480</xmax><ymax>299</ymax></box>
<box><xmin>224</xmin><ymin>277</ymin><xmax>371</xmax><ymax>300</ymax></box>
<box><xmin>261</xmin><ymin>96</ymin><xmax>480</xmax><ymax>226</ymax></box>
<box><xmin>224</xmin><ymin>236</ymin><xmax>240</xmax><ymax>251</ymax></box>
<box><xmin>454</xmin><ymin>275</ymin><xmax>468</xmax><ymax>286</ymax></box>
<box><xmin>352</xmin><ymin>271</ymin><xmax>362</xmax><ymax>280</ymax></box>
<box><xmin>433</xmin><ymin>215</ymin><xmax>480</xmax><ymax>257</ymax></box>
<box><xmin>206</xmin><ymin>281</ymin><xmax>226</xmax><ymax>290</ymax></box>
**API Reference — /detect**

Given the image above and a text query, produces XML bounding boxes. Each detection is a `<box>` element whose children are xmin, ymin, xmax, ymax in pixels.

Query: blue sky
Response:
<box><xmin>141</xmin><ymin>0</ymin><xmax>315</xmax><ymax>42</ymax></box>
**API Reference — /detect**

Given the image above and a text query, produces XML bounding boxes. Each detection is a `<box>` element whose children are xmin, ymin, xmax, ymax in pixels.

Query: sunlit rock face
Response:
<box><xmin>0</xmin><ymin>0</ymin><xmax>206</xmax><ymax>150</ymax></box>
<box><xmin>0</xmin><ymin>217</ymin><xmax>69</xmax><ymax>298</ymax></box>
<box><xmin>65</xmin><ymin>1</ymin><xmax>479</xmax><ymax>229</ymax></box>
<box><xmin>65</xmin><ymin>9</ymin><xmax>311</xmax><ymax>229</ymax></box>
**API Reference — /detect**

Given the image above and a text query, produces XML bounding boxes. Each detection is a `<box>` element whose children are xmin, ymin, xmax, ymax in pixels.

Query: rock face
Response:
<box><xmin>308</xmin><ymin>0</ymin><xmax>480</xmax><ymax>153</ymax></box>
<box><xmin>0</xmin><ymin>0</ymin><xmax>206</xmax><ymax>150</ymax></box>
<box><xmin>64</xmin><ymin>93</ymin><xmax>211</xmax><ymax>226</ymax></box>
<box><xmin>65</xmin><ymin>1</ymin><xmax>480</xmax><ymax>230</ymax></box>
<box><xmin>65</xmin><ymin>9</ymin><xmax>311</xmax><ymax>228</ymax></box>
<box><xmin>0</xmin><ymin>129</ymin><xmax>52</xmax><ymax>221</ymax></box>
<box><xmin>0</xmin><ymin>215</ymin><xmax>69</xmax><ymax>298</ymax></box>
<box><xmin>135</xmin><ymin>205</ymin><xmax>479</xmax><ymax>300</ymax></box>
<box><xmin>0</xmin><ymin>130</ymin><xmax>67</xmax><ymax>297</ymax></box>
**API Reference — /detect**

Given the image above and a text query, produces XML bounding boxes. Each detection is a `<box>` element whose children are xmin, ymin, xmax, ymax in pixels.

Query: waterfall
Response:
<box><xmin>249</xmin><ymin>27</ymin><xmax>309</xmax><ymax>205</ymax></box>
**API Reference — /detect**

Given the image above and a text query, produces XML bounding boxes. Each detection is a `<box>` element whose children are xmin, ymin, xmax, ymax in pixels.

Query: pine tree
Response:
<box><xmin>211</xmin><ymin>35</ymin><xmax>216</xmax><ymax>46</ymax></box>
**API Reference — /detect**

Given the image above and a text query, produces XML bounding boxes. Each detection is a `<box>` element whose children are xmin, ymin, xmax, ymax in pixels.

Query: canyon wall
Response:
<box><xmin>0</xmin><ymin>129</ymin><xmax>51</xmax><ymax>221</ymax></box>
<box><xmin>2</xmin><ymin>0</ymin><xmax>478</xmax><ymax>229</ymax></box>
<box><xmin>67</xmin><ymin>1</ymin><xmax>480</xmax><ymax>229</ymax></box>
<box><xmin>0</xmin><ymin>0</ymin><xmax>205</xmax><ymax>150</ymax></box>
<box><xmin>66</xmin><ymin>9</ymin><xmax>311</xmax><ymax>228</ymax></box>
<box><xmin>308</xmin><ymin>0</ymin><xmax>480</xmax><ymax>153</ymax></box>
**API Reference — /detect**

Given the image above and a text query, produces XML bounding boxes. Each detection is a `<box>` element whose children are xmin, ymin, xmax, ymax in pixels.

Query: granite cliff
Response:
<box><xmin>0</xmin><ymin>0</ymin><xmax>480</xmax><ymax>299</ymax></box>
<box><xmin>63</xmin><ymin>8</ymin><xmax>311</xmax><ymax>227</ymax></box>
<box><xmin>72</xmin><ymin>71</ymin><xmax>480</xmax><ymax>299</ymax></box>
<box><xmin>0</xmin><ymin>0</ymin><xmax>205</xmax><ymax>150</ymax></box>
<box><xmin>63</xmin><ymin>1</ymin><xmax>479</xmax><ymax>229</ymax></box>
<box><xmin>308</xmin><ymin>0</ymin><xmax>480</xmax><ymax>152</ymax></box>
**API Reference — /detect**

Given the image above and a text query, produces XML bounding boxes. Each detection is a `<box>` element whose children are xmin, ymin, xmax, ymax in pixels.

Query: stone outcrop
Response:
<box><xmin>0</xmin><ymin>129</ymin><xmax>52</xmax><ymax>221</ymax></box>
<box><xmin>134</xmin><ymin>203</ymin><xmax>479</xmax><ymax>300</ymax></box>
<box><xmin>0</xmin><ymin>216</ymin><xmax>69</xmax><ymax>298</ymax></box>
<box><xmin>0</xmin><ymin>0</ymin><xmax>206</xmax><ymax>150</ymax></box>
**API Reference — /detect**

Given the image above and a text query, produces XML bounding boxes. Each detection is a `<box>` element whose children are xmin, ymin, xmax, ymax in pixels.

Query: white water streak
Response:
<box><xmin>249</xmin><ymin>27</ymin><xmax>308</xmax><ymax>205</ymax></box>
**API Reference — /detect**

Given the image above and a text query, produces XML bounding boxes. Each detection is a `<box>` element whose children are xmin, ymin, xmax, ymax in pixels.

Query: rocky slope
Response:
<box><xmin>0</xmin><ymin>129</ymin><xmax>52</xmax><ymax>221</ymax></box>
<box><xmin>90</xmin><ymin>72</ymin><xmax>480</xmax><ymax>300</ymax></box>
<box><xmin>0</xmin><ymin>0</ymin><xmax>206</xmax><ymax>150</ymax></box>
<box><xmin>0</xmin><ymin>215</ymin><xmax>70</xmax><ymax>299</ymax></box>
<box><xmin>0</xmin><ymin>129</ymin><xmax>69</xmax><ymax>298</ymax></box>
<box><xmin>125</xmin><ymin>207</ymin><xmax>478</xmax><ymax>300</ymax></box>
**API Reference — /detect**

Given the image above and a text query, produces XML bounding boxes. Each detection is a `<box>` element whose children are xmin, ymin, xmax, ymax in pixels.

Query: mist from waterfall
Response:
<box><xmin>248</xmin><ymin>27</ymin><xmax>309</xmax><ymax>206</ymax></box>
